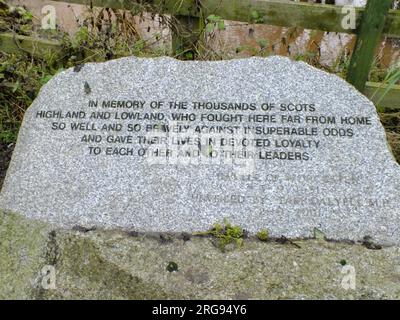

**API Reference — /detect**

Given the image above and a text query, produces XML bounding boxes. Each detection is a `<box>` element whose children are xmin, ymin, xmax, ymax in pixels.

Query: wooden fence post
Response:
<box><xmin>346</xmin><ymin>0</ymin><xmax>392</xmax><ymax>92</ymax></box>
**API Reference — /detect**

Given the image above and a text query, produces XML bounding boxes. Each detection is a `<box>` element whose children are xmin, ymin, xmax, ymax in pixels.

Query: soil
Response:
<box><xmin>386</xmin><ymin>131</ymin><xmax>400</xmax><ymax>162</ymax></box>
<box><xmin>379</xmin><ymin>112</ymin><xmax>400</xmax><ymax>163</ymax></box>
<box><xmin>0</xmin><ymin>142</ymin><xmax>13</xmax><ymax>190</ymax></box>
<box><xmin>380</xmin><ymin>112</ymin><xmax>400</xmax><ymax>134</ymax></box>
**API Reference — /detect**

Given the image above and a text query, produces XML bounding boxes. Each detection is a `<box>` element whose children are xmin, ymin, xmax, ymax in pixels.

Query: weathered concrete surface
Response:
<box><xmin>1</xmin><ymin>210</ymin><xmax>400</xmax><ymax>300</ymax></box>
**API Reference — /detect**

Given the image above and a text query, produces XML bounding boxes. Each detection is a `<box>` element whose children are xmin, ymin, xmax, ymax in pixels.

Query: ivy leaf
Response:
<box><xmin>207</xmin><ymin>14</ymin><xmax>219</xmax><ymax>22</ymax></box>
<box><xmin>251</xmin><ymin>10</ymin><xmax>259</xmax><ymax>20</ymax></box>
<box><xmin>206</xmin><ymin>23</ymin><xmax>215</xmax><ymax>33</ymax></box>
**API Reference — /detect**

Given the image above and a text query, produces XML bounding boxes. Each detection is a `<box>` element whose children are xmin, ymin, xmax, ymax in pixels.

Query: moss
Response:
<box><xmin>38</xmin><ymin>233</ymin><xmax>174</xmax><ymax>299</ymax></box>
<box><xmin>0</xmin><ymin>211</ymin><xmax>50</xmax><ymax>299</ymax></box>
<box><xmin>256</xmin><ymin>229</ymin><xmax>269</xmax><ymax>242</ymax></box>
<box><xmin>196</xmin><ymin>219</ymin><xmax>244</xmax><ymax>251</ymax></box>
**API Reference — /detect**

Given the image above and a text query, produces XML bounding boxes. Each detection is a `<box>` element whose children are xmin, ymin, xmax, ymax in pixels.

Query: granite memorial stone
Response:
<box><xmin>1</xmin><ymin>56</ymin><xmax>399</xmax><ymax>244</ymax></box>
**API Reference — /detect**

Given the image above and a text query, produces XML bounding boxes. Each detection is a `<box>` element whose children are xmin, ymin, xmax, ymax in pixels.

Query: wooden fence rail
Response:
<box><xmin>1</xmin><ymin>0</ymin><xmax>399</xmax><ymax>109</ymax></box>
<box><xmin>50</xmin><ymin>0</ymin><xmax>400</xmax><ymax>37</ymax></box>
<box><xmin>0</xmin><ymin>33</ymin><xmax>63</xmax><ymax>56</ymax></box>
<box><xmin>1</xmin><ymin>31</ymin><xmax>398</xmax><ymax>110</ymax></box>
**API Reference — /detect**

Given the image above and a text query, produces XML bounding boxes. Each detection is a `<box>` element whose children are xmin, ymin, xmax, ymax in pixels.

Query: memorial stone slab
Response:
<box><xmin>1</xmin><ymin>56</ymin><xmax>399</xmax><ymax>245</ymax></box>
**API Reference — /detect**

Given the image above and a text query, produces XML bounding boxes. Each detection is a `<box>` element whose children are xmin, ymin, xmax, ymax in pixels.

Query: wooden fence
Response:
<box><xmin>1</xmin><ymin>0</ymin><xmax>399</xmax><ymax>110</ymax></box>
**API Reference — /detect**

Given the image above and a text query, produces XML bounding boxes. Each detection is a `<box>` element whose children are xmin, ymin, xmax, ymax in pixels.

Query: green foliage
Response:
<box><xmin>256</xmin><ymin>229</ymin><xmax>269</xmax><ymax>242</ymax></box>
<box><xmin>184</xmin><ymin>51</ymin><xmax>194</xmax><ymax>60</ymax></box>
<box><xmin>0</xmin><ymin>51</ymin><xmax>62</xmax><ymax>144</ymax></box>
<box><xmin>132</xmin><ymin>39</ymin><xmax>146</xmax><ymax>55</ymax></box>
<box><xmin>0</xmin><ymin>2</ymin><xmax>398</xmax><ymax>153</ymax></box>
<box><xmin>369</xmin><ymin>57</ymin><xmax>388</xmax><ymax>83</ymax></box>
<box><xmin>206</xmin><ymin>15</ymin><xmax>225</xmax><ymax>33</ymax></box>
<box><xmin>62</xmin><ymin>7</ymin><xmax>168</xmax><ymax>66</ymax></box>
<box><xmin>197</xmin><ymin>219</ymin><xmax>244</xmax><ymax>251</ymax></box>
<box><xmin>250</xmin><ymin>10</ymin><xmax>264</xmax><ymax>24</ymax></box>
<box><xmin>256</xmin><ymin>38</ymin><xmax>268</xmax><ymax>50</ymax></box>
<box><xmin>21</xmin><ymin>10</ymin><xmax>33</xmax><ymax>23</ymax></box>
<box><xmin>71</xmin><ymin>26</ymin><xmax>90</xmax><ymax>49</ymax></box>
<box><xmin>372</xmin><ymin>63</ymin><xmax>400</xmax><ymax>105</ymax></box>
<box><xmin>0</xmin><ymin>6</ymin><xmax>168</xmax><ymax>146</ymax></box>
<box><xmin>0</xmin><ymin>131</ymin><xmax>17</xmax><ymax>144</ymax></box>
<box><xmin>294</xmin><ymin>51</ymin><xmax>318</xmax><ymax>64</ymax></box>
<box><xmin>0</xmin><ymin>4</ymin><xmax>35</xmax><ymax>34</ymax></box>
<box><xmin>40</xmin><ymin>74</ymin><xmax>54</xmax><ymax>85</ymax></box>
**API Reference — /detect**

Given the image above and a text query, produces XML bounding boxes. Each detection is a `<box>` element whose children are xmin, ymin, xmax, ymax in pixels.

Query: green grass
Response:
<box><xmin>372</xmin><ymin>64</ymin><xmax>400</xmax><ymax>104</ymax></box>
<box><xmin>195</xmin><ymin>219</ymin><xmax>244</xmax><ymax>251</ymax></box>
<box><xmin>0</xmin><ymin>51</ymin><xmax>62</xmax><ymax>144</ymax></box>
